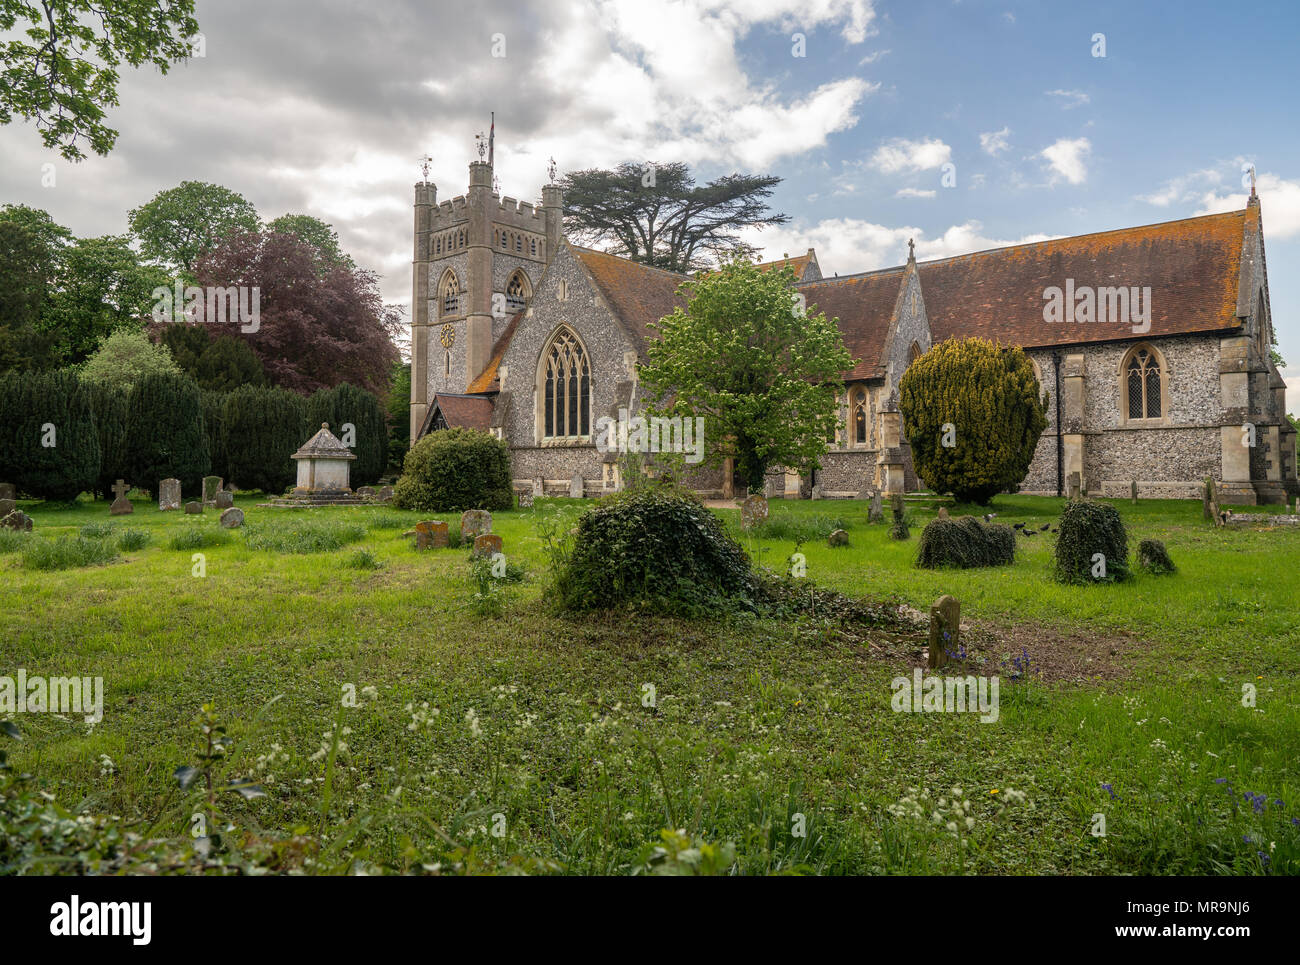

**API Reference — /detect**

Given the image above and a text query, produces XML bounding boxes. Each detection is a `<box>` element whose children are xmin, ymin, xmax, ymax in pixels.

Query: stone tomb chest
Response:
<box><xmin>292</xmin><ymin>423</ymin><xmax>356</xmax><ymax>494</ymax></box>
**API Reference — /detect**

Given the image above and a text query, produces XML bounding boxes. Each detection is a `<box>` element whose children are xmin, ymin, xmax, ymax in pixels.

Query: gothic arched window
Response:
<box><xmin>506</xmin><ymin>271</ymin><xmax>530</xmax><ymax>313</ymax></box>
<box><xmin>1122</xmin><ymin>345</ymin><xmax>1165</xmax><ymax>421</ymax></box>
<box><xmin>541</xmin><ymin>327</ymin><xmax>591</xmax><ymax>440</ymax></box>
<box><xmin>440</xmin><ymin>271</ymin><xmax>460</xmax><ymax>317</ymax></box>
<box><xmin>852</xmin><ymin>388</ymin><xmax>868</xmax><ymax>445</ymax></box>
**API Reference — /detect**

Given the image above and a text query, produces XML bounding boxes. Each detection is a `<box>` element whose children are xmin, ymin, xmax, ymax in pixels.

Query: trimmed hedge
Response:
<box><xmin>1054</xmin><ymin>498</ymin><xmax>1131</xmax><ymax>583</ymax></box>
<box><xmin>201</xmin><ymin>389</ymin><xmax>228</xmax><ymax>484</ymax></box>
<box><xmin>124</xmin><ymin>371</ymin><xmax>209</xmax><ymax>495</ymax></box>
<box><xmin>553</xmin><ymin>486</ymin><xmax>757</xmax><ymax>615</ymax></box>
<box><xmin>916</xmin><ymin>515</ymin><xmax>1015</xmax><ymax>569</ymax></box>
<box><xmin>221</xmin><ymin>385</ymin><xmax>307</xmax><ymax>494</ymax></box>
<box><xmin>306</xmin><ymin>382</ymin><xmax>387</xmax><ymax>487</ymax></box>
<box><xmin>0</xmin><ymin>369</ymin><xmax>100</xmax><ymax>501</ymax></box>
<box><xmin>1138</xmin><ymin>538</ymin><xmax>1176</xmax><ymax>575</ymax></box>
<box><xmin>392</xmin><ymin>427</ymin><xmax>512</xmax><ymax>512</ymax></box>
<box><xmin>85</xmin><ymin>379</ymin><xmax>128</xmax><ymax>500</ymax></box>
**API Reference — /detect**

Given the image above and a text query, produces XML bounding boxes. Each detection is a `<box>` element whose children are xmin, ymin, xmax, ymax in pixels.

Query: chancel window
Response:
<box><xmin>440</xmin><ymin>272</ymin><xmax>460</xmax><ymax>316</ymax></box>
<box><xmin>542</xmin><ymin>328</ymin><xmax>591</xmax><ymax>439</ymax></box>
<box><xmin>852</xmin><ymin>389</ymin><xmax>868</xmax><ymax>445</ymax></box>
<box><xmin>1124</xmin><ymin>346</ymin><xmax>1163</xmax><ymax>420</ymax></box>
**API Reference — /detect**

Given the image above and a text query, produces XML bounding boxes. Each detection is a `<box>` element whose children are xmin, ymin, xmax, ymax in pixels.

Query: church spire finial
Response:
<box><xmin>907</xmin><ymin>237</ymin><xmax>916</xmax><ymax>261</ymax></box>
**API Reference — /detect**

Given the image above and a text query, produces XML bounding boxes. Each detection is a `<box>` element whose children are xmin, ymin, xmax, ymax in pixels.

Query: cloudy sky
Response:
<box><xmin>2</xmin><ymin>0</ymin><xmax>1298</xmax><ymax>406</ymax></box>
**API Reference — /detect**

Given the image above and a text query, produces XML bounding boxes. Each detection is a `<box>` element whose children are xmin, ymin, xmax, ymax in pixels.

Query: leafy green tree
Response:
<box><xmin>85</xmin><ymin>380</ymin><xmax>129</xmax><ymax>499</ymax></box>
<box><xmin>306</xmin><ymin>382</ymin><xmax>387</xmax><ymax>486</ymax></box>
<box><xmin>638</xmin><ymin>260</ymin><xmax>852</xmax><ymax>493</ymax></box>
<box><xmin>195</xmin><ymin>335</ymin><xmax>266</xmax><ymax>392</ymax></box>
<box><xmin>0</xmin><ymin>0</ymin><xmax>200</xmax><ymax>160</ymax></box>
<box><xmin>0</xmin><ymin>220</ymin><xmax>60</xmax><ymax>371</ymax></box>
<box><xmin>899</xmin><ymin>337</ymin><xmax>1048</xmax><ymax>505</ymax></box>
<box><xmin>128</xmin><ymin>181</ymin><xmax>260</xmax><ymax>274</ymax></box>
<box><xmin>266</xmin><ymin>214</ymin><xmax>355</xmax><ymax>271</ymax></box>
<box><xmin>0</xmin><ymin>369</ymin><xmax>99</xmax><ymax>501</ymax></box>
<box><xmin>156</xmin><ymin>322</ymin><xmax>211</xmax><ymax>375</ymax></box>
<box><xmin>80</xmin><ymin>328</ymin><xmax>180</xmax><ymax>393</ymax></box>
<box><xmin>221</xmin><ymin>385</ymin><xmax>307</xmax><ymax>494</ymax></box>
<box><xmin>123</xmin><ymin>371</ymin><xmax>208</xmax><ymax>493</ymax></box>
<box><xmin>386</xmin><ymin>362</ymin><xmax>411</xmax><ymax>471</ymax></box>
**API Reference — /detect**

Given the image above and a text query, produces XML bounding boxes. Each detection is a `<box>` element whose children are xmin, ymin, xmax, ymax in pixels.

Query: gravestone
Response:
<box><xmin>518</xmin><ymin>492</ymin><xmax>534</xmax><ymax>508</ymax></box>
<box><xmin>927</xmin><ymin>595</ymin><xmax>960</xmax><ymax>669</ymax></box>
<box><xmin>158</xmin><ymin>478</ymin><xmax>181</xmax><ymax>512</ymax></box>
<box><xmin>356</xmin><ymin>486</ymin><xmax>376</xmax><ymax>499</ymax></box>
<box><xmin>110</xmin><ymin>479</ymin><xmax>134</xmax><ymax>516</ymax></box>
<box><xmin>219</xmin><ymin>507</ymin><xmax>244</xmax><ymax>528</ymax></box>
<box><xmin>0</xmin><ymin>497</ymin><xmax>15</xmax><ymax>521</ymax></box>
<box><xmin>868</xmin><ymin>491</ymin><xmax>884</xmax><ymax>524</ymax></box>
<box><xmin>1203</xmin><ymin>478</ymin><xmax>1215</xmax><ymax>520</ymax></box>
<box><xmin>202</xmin><ymin>476</ymin><xmax>223</xmax><ymax>507</ymax></box>
<box><xmin>740</xmin><ymin>494</ymin><xmax>768</xmax><ymax>530</ymax></box>
<box><xmin>472</xmin><ymin>533</ymin><xmax>503</xmax><ymax>559</ymax></box>
<box><xmin>570</xmin><ymin>474</ymin><xmax>584</xmax><ymax>498</ymax></box>
<box><xmin>1130</xmin><ymin>480</ymin><xmax>1139</xmax><ymax>504</ymax></box>
<box><xmin>214</xmin><ymin>490</ymin><xmax>234</xmax><ymax>510</ymax></box>
<box><xmin>0</xmin><ymin>483</ymin><xmax>14</xmax><ymax>501</ymax></box>
<box><xmin>937</xmin><ymin>506</ymin><xmax>949</xmax><ymax>520</ymax></box>
<box><xmin>889</xmin><ymin>494</ymin><xmax>909</xmax><ymax>540</ymax></box>
<box><xmin>810</xmin><ymin>485</ymin><xmax>823</xmax><ymax>501</ymax></box>
<box><xmin>532</xmin><ymin>477</ymin><xmax>544</xmax><ymax>497</ymax></box>
<box><xmin>461</xmin><ymin>509</ymin><xmax>492</xmax><ymax>540</ymax></box>
<box><xmin>827</xmin><ymin>528</ymin><xmax>848</xmax><ymax>547</ymax></box>
<box><xmin>415</xmin><ymin>520</ymin><xmax>449</xmax><ymax>549</ymax></box>
<box><xmin>185</xmin><ymin>501</ymin><xmax>203</xmax><ymax>515</ymax></box>
<box><xmin>1</xmin><ymin>505</ymin><xmax>32</xmax><ymax>531</ymax></box>
<box><xmin>1067</xmin><ymin>472</ymin><xmax>1081</xmax><ymax>500</ymax></box>
<box><xmin>376</xmin><ymin>485</ymin><xmax>394</xmax><ymax>503</ymax></box>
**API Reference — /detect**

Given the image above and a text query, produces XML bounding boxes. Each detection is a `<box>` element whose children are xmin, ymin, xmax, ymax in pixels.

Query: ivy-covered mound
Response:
<box><xmin>1137</xmin><ymin>538</ymin><xmax>1176</xmax><ymax>575</ymax></box>
<box><xmin>552</xmin><ymin>487</ymin><xmax>758</xmax><ymax>616</ymax></box>
<box><xmin>393</xmin><ymin>427</ymin><xmax>513</xmax><ymax>513</ymax></box>
<box><xmin>916</xmin><ymin>515</ymin><xmax>1015</xmax><ymax>569</ymax></box>
<box><xmin>1054</xmin><ymin>498</ymin><xmax>1131</xmax><ymax>584</ymax></box>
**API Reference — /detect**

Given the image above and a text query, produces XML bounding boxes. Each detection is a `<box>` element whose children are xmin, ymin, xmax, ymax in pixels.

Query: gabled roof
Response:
<box><xmin>754</xmin><ymin>248</ymin><xmax>820</xmax><ymax>282</ymax></box>
<box><xmin>466</xmin><ymin>311</ymin><xmax>522</xmax><ymax>393</ymax></box>
<box><xmin>292</xmin><ymin>423</ymin><xmax>355</xmax><ymax>460</ymax></box>
<box><xmin>797</xmin><ymin>266</ymin><xmax>909</xmax><ymax>380</ymax></box>
<box><xmin>419</xmin><ymin>393</ymin><xmax>494</xmax><ymax>437</ymax></box>
<box><xmin>572</xmin><ymin>246</ymin><xmax>690</xmax><ymax>344</ymax></box>
<box><xmin>919</xmin><ymin>206</ymin><xmax>1256</xmax><ymax>348</ymax></box>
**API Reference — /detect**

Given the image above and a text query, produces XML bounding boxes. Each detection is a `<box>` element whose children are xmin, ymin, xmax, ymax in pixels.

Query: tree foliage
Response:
<box><xmin>193</xmin><ymin>229</ymin><xmax>401</xmax><ymax>394</ymax></box>
<box><xmin>81</xmin><ymin>328</ymin><xmax>180</xmax><ymax>393</ymax></box>
<box><xmin>85</xmin><ymin>379</ymin><xmax>129</xmax><ymax>499</ymax></box>
<box><xmin>123</xmin><ymin>371</ymin><xmax>208</xmax><ymax>493</ymax></box>
<box><xmin>200</xmin><ymin>389</ymin><xmax>228</xmax><ymax>483</ymax></box>
<box><xmin>221</xmin><ymin>385</ymin><xmax>307</xmax><ymax>494</ymax></box>
<box><xmin>899</xmin><ymin>338</ymin><xmax>1048</xmax><ymax>505</ymax></box>
<box><xmin>128</xmin><ymin>181</ymin><xmax>260</xmax><ymax>274</ymax></box>
<box><xmin>0</xmin><ymin>0</ymin><xmax>200</xmax><ymax>160</ymax></box>
<box><xmin>638</xmin><ymin>260</ymin><xmax>852</xmax><ymax>493</ymax></box>
<box><xmin>266</xmin><ymin>214</ymin><xmax>354</xmax><ymax>271</ymax></box>
<box><xmin>0</xmin><ymin>218</ymin><xmax>60</xmax><ymax>371</ymax></box>
<box><xmin>194</xmin><ymin>335</ymin><xmax>266</xmax><ymax>392</ymax></box>
<box><xmin>392</xmin><ymin>428</ymin><xmax>512</xmax><ymax>513</ymax></box>
<box><xmin>386</xmin><ymin>362</ymin><xmax>410</xmax><ymax>471</ymax></box>
<box><xmin>305</xmin><ymin>383</ymin><xmax>387</xmax><ymax>487</ymax></box>
<box><xmin>561</xmin><ymin>162</ymin><xmax>788</xmax><ymax>272</ymax></box>
<box><xmin>0</xmin><ymin>368</ymin><xmax>99</xmax><ymax>501</ymax></box>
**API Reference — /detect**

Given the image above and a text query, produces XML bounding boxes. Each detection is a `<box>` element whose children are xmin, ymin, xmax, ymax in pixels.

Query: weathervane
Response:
<box><xmin>417</xmin><ymin>154</ymin><xmax>432</xmax><ymax>181</ymax></box>
<box><xmin>547</xmin><ymin>156</ymin><xmax>557</xmax><ymax>183</ymax></box>
<box><xmin>475</xmin><ymin>131</ymin><xmax>487</xmax><ymax>160</ymax></box>
<box><xmin>493</xmin><ymin>174</ymin><xmax>500</xmax><ymax>194</ymax></box>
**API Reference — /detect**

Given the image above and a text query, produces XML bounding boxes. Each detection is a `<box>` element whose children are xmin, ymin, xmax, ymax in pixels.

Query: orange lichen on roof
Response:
<box><xmin>466</xmin><ymin>311</ymin><xmax>522</xmax><ymax>393</ymax></box>
<box><xmin>797</xmin><ymin>267</ymin><xmax>908</xmax><ymax>380</ymax></box>
<box><xmin>920</xmin><ymin>208</ymin><xmax>1251</xmax><ymax>348</ymax></box>
<box><xmin>754</xmin><ymin>252</ymin><xmax>813</xmax><ymax>277</ymax></box>
<box><xmin>573</xmin><ymin>246</ymin><xmax>690</xmax><ymax>343</ymax></box>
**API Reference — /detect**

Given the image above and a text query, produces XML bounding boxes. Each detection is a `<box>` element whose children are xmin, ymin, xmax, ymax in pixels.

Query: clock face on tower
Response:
<box><xmin>439</xmin><ymin>324</ymin><xmax>455</xmax><ymax>349</ymax></box>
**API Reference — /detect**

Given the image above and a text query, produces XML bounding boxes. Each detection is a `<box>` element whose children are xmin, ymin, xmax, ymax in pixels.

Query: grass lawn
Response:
<box><xmin>2</xmin><ymin>491</ymin><xmax>1298</xmax><ymax>874</ymax></box>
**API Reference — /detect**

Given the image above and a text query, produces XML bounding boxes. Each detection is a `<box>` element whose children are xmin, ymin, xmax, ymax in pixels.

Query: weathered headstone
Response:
<box><xmin>0</xmin><ymin>483</ymin><xmax>14</xmax><ymax>501</ymax></box>
<box><xmin>1067</xmin><ymin>472</ymin><xmax>1081</xmax><ymax>500</ymax></box>
<box><xmin>356</xmin><ymin>486</ymin><xmax>376</xmax><ymax>499</ymax></box>
<box><xmin>889</xmin><ymin>493</ymin><xmax>909</xmax><ymax>540</ymax></box>
<box><xmin>461</xmin><ymin>509</ymin><xmax>492</xmax><ymax>540</ymax></box>
<box><xmin>827</xmin><ymin>528</ymin><xmax>848</xmax><ymax>547</ymax></box>
<box><xmin>532</xmin><ymin>477</ymin><xmax>544</xmax><ymax>497</ymax></box>
<box><xmin>810</xmin><ymin>484</ymin><xmax>823</xmax><ymax>501</ymax></box>
<box><xmin>0</xmin><ymin>497</ymin><xmax>15</xmax><ymax>521</ymax></box>
<box><xmin>214</xmin><ymin>490</ymin><xmax>234</xmax><ymax>510</ymax></box>
<box><xmin>202</xmin><ymin>476</ymin><xmax>223</xmax><ymax>507</ymax></box>
<box><xmin>740</xmin><ymin>494</ymin><xmax>769</xmax><ymax>530</ymax></box>
<box><xmin>927</xmin><ymin>594</ymin><xmax>960</xmax><ymax>669</ymax></box>
<box><xmin>158</xmin><ymin>478</ymin><xmax>181</xmax><ymax>511</ymax></box>
<box><xmin>110</xmin><ymin>479</ymin><xmax>133</xmax><ymax>516</ymax></box>
<box><xmin>518</xmin><ymin>492</ymin><xmax>534</xmax><ymax>508</ymax></box>
<box><xmin>937</xmin><ymin>506</ymin><xmax>949</xmax><ymax>520</ymax></box>
<box><xmin>376</xmin><ymin>485</ymin><xmax>394</xmax><ymax>503</ymax></box>
<box><xmin>415</xmin><ymin>520</ymin><xmax>449</xmax><ymax>549</ymax></box>
<box><xmin>185</xmin><ymin>501</ymin><xmax>203</xmax><ymax>515</ymax></box>
<box><xmin>472</xmin><ymin>533</ymin><xmax>503</xmax><ymax>559</ymax></box>
<box><xmin>219</xmin><ymin>507</ymin><xmax>244</xmax><ymax>528</ymax></box>
<box><xmin>1130</xmin><ymin>480</ymin><xmax>1139</xmax><ymax>504</ymax></box>
<box><xmin>570</xmin><ymin>474</ymin><xmax>584</xmax><ymax>498</ymax></box>
<box><xmin>1</xmin><ymin>507</ymin><xmax>32</xmax><ymax>531</ymax></box>
<box><xmin>868</xmin><ymin>491</ymin><xmax>884</xmax><ymax>524</ymax></box>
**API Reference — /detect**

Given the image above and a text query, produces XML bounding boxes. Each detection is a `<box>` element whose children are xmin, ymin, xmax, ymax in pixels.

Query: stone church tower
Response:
<box><xmin>409</xmin><ymin>155</ymin><xmax>562</xmax><ymax>440</ymax></box>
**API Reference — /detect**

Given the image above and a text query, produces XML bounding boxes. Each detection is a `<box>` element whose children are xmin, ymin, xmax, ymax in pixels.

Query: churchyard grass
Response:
<box><xmin>2</xmin><ymin>493</ymin><xmax>1297</xmax><ymax>874</ymax></box>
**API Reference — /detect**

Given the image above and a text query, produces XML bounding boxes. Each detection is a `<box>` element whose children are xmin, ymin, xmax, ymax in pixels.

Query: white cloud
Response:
<box><xmin>858</xmin><ymin>48</ymin><xmax>890</xmax><ymax>65</ymax></box>
<box><xmin>870</xmin><ymin>137</ymin><xmax>952</xmax><ymax>174</ymax></box>
<box><xmin>979</xmin><ymin>126</ymin><xmax>1010</xmax><ymax>155</ymax></box>
<box><xmin>895</xmin><ymin>187</ymin><xmax>936</xmax><ymax>199</ymax></box>
<box><xmin>1040</xmin><ymin>137</ymin><xmax>1091</xmax><ymax>185</ymax></box>
<box><xmin>1046</xmin><ymin>89</ymin><xmax>1090</xmax><ymax>109</ymax></box>
<box><xmin>1195</xmin><ymin>171</ymin><xmax>1300</xmax><ymax>239</ymax></box>
<box><xmin>1137</xmin><ymin>168</ymin><xmax>1222</xmax><ymax>207</ymax></box>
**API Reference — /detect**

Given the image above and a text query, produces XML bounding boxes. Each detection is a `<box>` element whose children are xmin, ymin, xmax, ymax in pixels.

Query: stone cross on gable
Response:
<box><xmin>112</xmin><ymin>479</ymin><xmax>130</xmax><ymax>501</ymax></box>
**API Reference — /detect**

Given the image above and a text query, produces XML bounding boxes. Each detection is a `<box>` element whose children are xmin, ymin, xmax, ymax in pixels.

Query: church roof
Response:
<box><xmin>466</xmin><ymin>311</ymin><xmax>523</xmax><ymax>393</ymax></box>
<box><xmin>798</xmin><ymin>266</ymin><xmax>909</xmax><ymax>381</ymax></box>
<box><xmin>754</xmin><ymin>249</ymin><xmax>820</xmax><ymax>282</ymax></box>
<box><xmin>419</xmin><ymin>393</ymin><xmax>494</xmax><ymax>436</ymax></box>
<box><xmin>918</xmin><ymin>206</ymin><xmax>1257</xmax><ymax>348</ymax></box>
<box><xmin>572</xmin><ymin>246</ymin><xmax>690</xmax><ymax>344</ymax></box>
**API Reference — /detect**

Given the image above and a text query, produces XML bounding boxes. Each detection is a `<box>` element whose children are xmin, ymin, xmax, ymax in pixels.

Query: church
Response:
<box><xmin>409</xmin><ymin>152</ymin><xmax>1297</xmax><ymax>505</ymax></box>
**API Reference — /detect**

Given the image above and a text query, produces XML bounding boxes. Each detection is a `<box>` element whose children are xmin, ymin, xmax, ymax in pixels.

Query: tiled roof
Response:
<box><xmin>797</xmin><ymin>267</ymin><xmax>908</xmax><ymax>380</ymax></box>
<box><xmin>754</xmin><ymin>249</ymin><xmax>818</xmax><ymax>281</ymax></box>
<box><xmin>428</xmin><ymin>393</ymin><xmax>493</xmax><ymax>431</ymax></box>
<box><xmin>919</xmin><ymin>207</ymin><xmax>1254</xmax><ymax>348</ymax></box>
<box><xmin>572</xmin><ymin>246</ymin><xmax>690</xmax><ymax>344</ymax></box>
<box><xmin>292</xmin><ymin>423</ymin><xmax>355</xmax><ymax>460</ymax></box>
<box><xmin>466</xmin><ymin>311</ymin><xmax>522</xmax><ymax>393</ymax></box>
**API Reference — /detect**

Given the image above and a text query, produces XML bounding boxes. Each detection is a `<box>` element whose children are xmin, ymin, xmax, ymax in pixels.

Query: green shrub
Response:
<box><xmin>552</xmin><ymin>487</ymin><xmax>757</xmax><ymax>615</ymax></box>
<box><xmin>222</xmin><ymin>385</ymin><xmax>307</xmax><ymax>494</ymax></box>
<box><xmin>242</xmin><ymin>518</ymin><xmax>367</xmax><ymax>553</ymax></box>
<box><xmin>1054</xmin><ymin>499</ymin><xmax>1131</xmax><ymax>584</ymax></box>
<box><xmin>899</xmin><ymin>338</ymin><xmax>1048</xmax><ymax>504</ymax></box>
<box><xmin>195</xmin><ymin>335</ymin><xmax>266</xmax><ymax>392</ymax></box>
<box><xmin>343</xmin><ymin>548</ymin><xmax>381</xmax><ymax>570</ymax></box>
<box><xmin>916</xmin><ymin>516</ymin><xmax>1016</xmax><ymax>569</ymax></box>
<box><xmin>117</xmin><ymin>529</ymin><xmax>152</xmax><ymax>551</ymax></box>
<box><xmin>1138</xmin><ymin>538</ymin><xmax>1176</xmax><ymax>575</ymax></box>
<box><xmin>393</xmin><ymin>428</ymin><xmax>512</xmax><ymax>513</ymax></box>
<box><xmin>21</xmin><ymin>535</ymin><xmax>117</xmax><ymax>570</ymax></box>
<box><xmin>0</xmin><ymin>369</ymin><xmax>100</xmax><ymax>501</ymax></box>
<box><xmin>85</xmin><ymin>380</ymin><xmax>129</xmax><ymax>500</ymax></box>
<box><xmin>124</xmin><ymin>371</ymin><xmax>209</xmax><ymax>494</ymax></box>
<box><xmin>167</xmin><ymin>526</ymin><xmax>231</xmax><ymax>551</ymax></box>
<box><xmin>201</xmin><ymin>389</ymin><xmax>229</xmax><ymax>484</ymax></box>
<box><xmin>306</xmin><ymin>382</ymin><xmax>388</xmax><ymax>487</ymax></box>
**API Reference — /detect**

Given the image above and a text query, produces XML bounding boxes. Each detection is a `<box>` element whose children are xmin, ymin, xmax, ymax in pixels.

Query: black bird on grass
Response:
<box><xmin>1013</xmin><ymin>522</ymin><xmax>1025</xmax><ymax>530</ymax></box>
<box><xmin>1039</xmin><ymin>523</ymin><xmax>1051</xmax><ymax>531</ymax></box>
